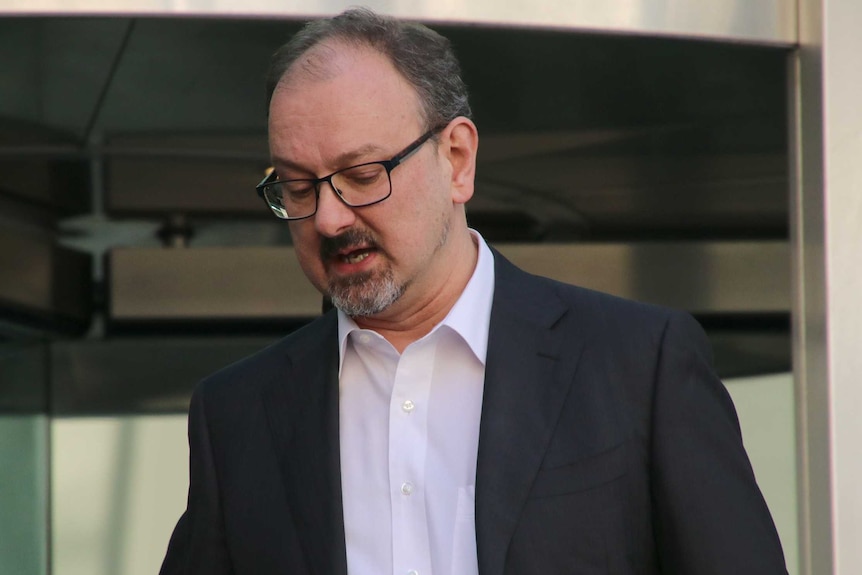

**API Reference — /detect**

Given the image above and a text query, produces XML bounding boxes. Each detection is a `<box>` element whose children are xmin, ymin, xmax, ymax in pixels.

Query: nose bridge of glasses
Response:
<box><xmin>314</xmin><ymin>172</ymin><xmax>349</xmax><ymax>201</ymax></box>
<box><xmin>315</xmin><ymin>174</ymin><xmax>350</xmax><ymax>209</ymax></box>
<box><xmin>312</xmin><ymin>175</ymin><xmax>359</xmax><ymax>234</ymax></box>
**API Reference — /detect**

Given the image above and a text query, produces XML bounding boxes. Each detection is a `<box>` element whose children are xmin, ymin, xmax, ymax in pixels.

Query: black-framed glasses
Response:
<box><xmin>256</xmin><ymin>129</ymin><xmax>435</xmax><ymax>220</ymax></box>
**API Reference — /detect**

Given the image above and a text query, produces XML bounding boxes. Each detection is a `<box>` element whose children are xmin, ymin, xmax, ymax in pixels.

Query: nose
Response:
<box><xmin>313</xmin><ymin>181</ymin><xmax>356</xmax><ymax>237</ymax></box>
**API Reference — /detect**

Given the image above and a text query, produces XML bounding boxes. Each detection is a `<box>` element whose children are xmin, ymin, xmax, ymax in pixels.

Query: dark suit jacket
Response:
<box><xmin>161</xmin><ymin>250</ymin><xmax>787</xmax><ymax>575</ymax></box>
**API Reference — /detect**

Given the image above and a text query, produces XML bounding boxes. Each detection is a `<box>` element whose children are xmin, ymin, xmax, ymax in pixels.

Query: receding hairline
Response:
<box><xmin>274</xmin><ymin>37</ymin><xmax>367</xmax><ymax>85</ymax></box>
<box><xmin>269</xmin><ymin>39</ymin><xmax>429</xmax><ymax>124</ymax></box>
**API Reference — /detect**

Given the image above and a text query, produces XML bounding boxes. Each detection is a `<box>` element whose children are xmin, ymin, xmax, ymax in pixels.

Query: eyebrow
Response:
<box><xmin>272</xmin><ymin>142</ymin><xmax>389</xmax><ymax>179</ymax></box>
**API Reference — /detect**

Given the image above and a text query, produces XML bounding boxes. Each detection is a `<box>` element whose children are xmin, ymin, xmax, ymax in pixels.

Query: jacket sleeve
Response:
<box><xmin>160</xmin><ymin>385</ymin><xmax>234</xmax><ymax>575</ymax></box>
<box><xmin>649</xmin><ymin>310</ymin><xmax>788</xmax><ymax>574</ymax></box>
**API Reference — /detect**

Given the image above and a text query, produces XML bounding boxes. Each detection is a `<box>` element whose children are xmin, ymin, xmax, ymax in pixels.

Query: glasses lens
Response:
<box><xmin>264</xmin><ymin>182</ymin><xmax>316</xmax><ymax>219</ymax></box>
<box><xmin>331</xmin><ymin>163</ymin><xmax>391</xmax><ymax>207</ymax></box>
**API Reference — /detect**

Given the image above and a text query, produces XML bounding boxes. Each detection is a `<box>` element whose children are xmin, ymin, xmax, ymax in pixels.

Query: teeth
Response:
<box><xmin>344</xmin><ymin>251</ymin><xmax>370</xmax><ymax>264</ymax></box>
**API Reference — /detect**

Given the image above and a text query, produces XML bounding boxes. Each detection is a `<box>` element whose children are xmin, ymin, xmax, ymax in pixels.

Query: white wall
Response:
<box><xmin>725</xmin><ymin>373</ymin><xmax>798</xmax><ymax>575</ymax></box>
<box><xmin>52</xmin><ymin>416</ymin><xmax>188</xmax><ymax>575</ymax></box>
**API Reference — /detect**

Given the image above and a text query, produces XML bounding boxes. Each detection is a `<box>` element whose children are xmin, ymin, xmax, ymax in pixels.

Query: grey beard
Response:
<box><xmin>324</xmin><ymin>214</ymin><xmax>450</xmax><ymax>317</ymax></box>
<box><xmin>328</xmin><ymin>267</ymin><xmax>406</xmax><ymax>317</ymax></box>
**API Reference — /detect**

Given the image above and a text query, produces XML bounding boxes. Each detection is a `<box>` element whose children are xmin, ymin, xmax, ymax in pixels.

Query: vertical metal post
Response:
<box><xmin>820</xmin><ymin>0</ymin><xmax>862</xmax><ymax>572</ymax></box>
<box><xmin>793</xmin><ymin>0</ymin><xmax>862</xmax><ymax>574</ymax></box>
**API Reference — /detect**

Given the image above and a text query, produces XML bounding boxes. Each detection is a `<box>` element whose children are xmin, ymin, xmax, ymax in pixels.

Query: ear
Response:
<box><xmin>441</xmin><ymin>117</ymin><xmax>478</xmax><ymax>205</ymax></box>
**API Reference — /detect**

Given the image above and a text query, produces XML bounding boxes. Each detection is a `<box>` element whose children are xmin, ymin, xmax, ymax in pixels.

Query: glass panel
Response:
<box><xmin>0</xmin><ymin>342</ymin><xmax>50</xmax><ymax>575</ymax></box>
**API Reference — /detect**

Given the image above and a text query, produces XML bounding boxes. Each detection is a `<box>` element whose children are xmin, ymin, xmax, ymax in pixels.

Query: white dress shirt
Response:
<box><xmin>338</xmin><ymin>231</ymin><xmax>495</xmax><ymax>575</ymax></box>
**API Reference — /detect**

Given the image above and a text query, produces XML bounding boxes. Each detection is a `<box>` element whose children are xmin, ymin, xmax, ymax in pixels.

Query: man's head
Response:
<box><xmin>265</xmin><ymin>7</ymin><xmax>471</xmax><ymax>130</ymax></box>
<box><xmin>264</xmin><ymin>9</ymin><xmax>479</xmax><ymax>328</ymax></box>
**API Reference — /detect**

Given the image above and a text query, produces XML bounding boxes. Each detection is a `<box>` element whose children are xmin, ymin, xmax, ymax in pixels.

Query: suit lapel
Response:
<box><xmin>260</xmin><ymin>314</ymin><xmax>348</xmax><ymax>575</ymax></box>
<box><xmin>475</xmin><ymin>253</ymin><xmax>586</xmax><ymax>575</ymax></box>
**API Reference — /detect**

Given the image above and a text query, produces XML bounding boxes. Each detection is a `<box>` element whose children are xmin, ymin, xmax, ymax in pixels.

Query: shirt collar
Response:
<box><xmin>337</xmin><ymin>229</ymin><xmax>495</xmax><ymax>371</ymax></box>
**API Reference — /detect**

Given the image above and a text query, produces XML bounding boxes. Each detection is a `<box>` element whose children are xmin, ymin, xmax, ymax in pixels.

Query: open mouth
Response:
<box><xmin>342</xmin><ymin>248</ymin><xmax>375</xmax><ymax>264</ymax></box>
<box><xmin>321</xmin><ymin>230</ymin><xmax>380</xmax><ymax>268</ymax></box>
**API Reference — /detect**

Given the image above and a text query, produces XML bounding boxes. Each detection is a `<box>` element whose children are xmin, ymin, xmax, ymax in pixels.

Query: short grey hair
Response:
<box><xmin>265</xmin><ymin>7</ymin><xmax>472</xmax><ymax>130</ymax></box>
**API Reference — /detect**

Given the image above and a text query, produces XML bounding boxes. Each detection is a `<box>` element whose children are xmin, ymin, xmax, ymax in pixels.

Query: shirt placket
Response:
<box><xmin>389</xmin><ymin>339</ymin><xmax>435</xmax><ymax>575</ymax></box>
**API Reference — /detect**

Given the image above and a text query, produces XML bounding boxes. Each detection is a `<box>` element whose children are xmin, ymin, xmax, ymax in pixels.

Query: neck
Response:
<box><xmin>352</xmin><ymin>227</ymin><xmax>479</xmax><ymax>353</ymax></box>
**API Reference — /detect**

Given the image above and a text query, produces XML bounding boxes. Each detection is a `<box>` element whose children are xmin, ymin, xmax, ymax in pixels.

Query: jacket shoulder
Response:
<box><xmin>494</xmin><ymin>249</ymin><xmax>685</xmax><ymax>334</ymax></box>
<box><xmin>195</xmin><ymin>311</ymin><xmax>337</xmax><ymax>401</ymax></box>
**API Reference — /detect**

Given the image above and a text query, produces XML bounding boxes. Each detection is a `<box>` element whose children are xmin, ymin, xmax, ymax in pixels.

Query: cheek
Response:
<box><xmin>396</xmin><ymin>164</ymin><xmax>449</xmax><ymax>222</ymax></box>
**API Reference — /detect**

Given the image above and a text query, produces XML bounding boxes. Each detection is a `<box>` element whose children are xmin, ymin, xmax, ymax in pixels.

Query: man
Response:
<box><xmin>161</xmin><ymin>8</ymin><xmax>788</xmax><ymax>575</ymax></box>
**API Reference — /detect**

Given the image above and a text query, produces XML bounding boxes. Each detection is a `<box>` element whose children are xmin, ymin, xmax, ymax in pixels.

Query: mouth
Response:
<box><xmin>340</xmin><ymin>247</ymin><xmax>375</xmax><ymax>264</ymax></box>
<box><xmin>321</xmin><ymin>230</ymin><xmax>381</xmax><ymax>270</ymax></box>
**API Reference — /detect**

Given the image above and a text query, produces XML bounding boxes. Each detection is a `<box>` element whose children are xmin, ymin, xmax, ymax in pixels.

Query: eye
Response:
<box><xmin>281</xmin><ymin>181</ymin><xmax>316</xmax><ymax>201</ymax></box>
<box><xmin>340</xmin><ymin>164</ymin><xmax>386</xmax><ymax>187</ymax></box>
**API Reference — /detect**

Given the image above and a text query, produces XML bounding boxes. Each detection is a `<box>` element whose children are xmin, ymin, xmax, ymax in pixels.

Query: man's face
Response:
<box><xmin>268</xmin><ymin>43</ymin><xmax>460</xmax><ymax>318</ymax></box>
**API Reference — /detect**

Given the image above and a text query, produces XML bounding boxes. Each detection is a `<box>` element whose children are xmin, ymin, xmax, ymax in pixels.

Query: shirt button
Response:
<box><xmin>359</xmin><ymin>333</ymin><xmax>371</xmax><ymax>344</ymax></box>
<box><xmin>407</xmin><ymin>571</ymin><xmax>419</xmax><ymax>575</ymax></box>
<box><xmin>401</xmin><ymin>400</ymin><xmax>415</xmax><ymax>413</ymax></box>
<box><xmin>401</xmin><ymin>482</ymin><xmax>413</xmax><ymax>496</ymax></box>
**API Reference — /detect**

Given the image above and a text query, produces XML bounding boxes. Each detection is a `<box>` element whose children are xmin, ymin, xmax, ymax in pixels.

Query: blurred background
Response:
<box><xmin>1</xmin><ymin>1</ymin><xmax>858</xmax><ymax>574</ymax></box>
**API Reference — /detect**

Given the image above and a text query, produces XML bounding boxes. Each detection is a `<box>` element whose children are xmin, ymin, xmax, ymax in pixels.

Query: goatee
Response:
<box><xmin>321</xmin><ymin>229</ymin><xmax>405</xmax><ymax>317</ymax></box>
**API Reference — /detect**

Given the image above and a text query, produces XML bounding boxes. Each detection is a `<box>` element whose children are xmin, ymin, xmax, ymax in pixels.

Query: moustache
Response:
<box><xmin>320</xmin><ymin>229</ymin><xmax>380</xmax><ymax>259</ymax></box>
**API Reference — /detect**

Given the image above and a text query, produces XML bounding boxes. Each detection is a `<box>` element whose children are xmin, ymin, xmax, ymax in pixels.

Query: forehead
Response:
<box><xmin>268</xmin><ymin>43</ymin><xmax>424</xmax><ymax>155</ymax></box>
